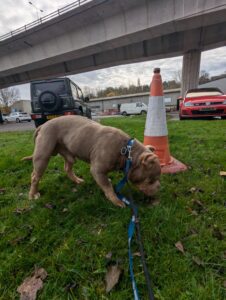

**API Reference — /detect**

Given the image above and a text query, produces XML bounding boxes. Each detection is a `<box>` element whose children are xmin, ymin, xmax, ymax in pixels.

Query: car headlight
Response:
<box><xmin>184</xmin><ymin>102</ymin><xmax>194</xmax><ymax>107</ymax></box>
<box><xmin>223</xmin><ymin>100</ymin><xmax>226</xmax><ymax>105</ymax></box>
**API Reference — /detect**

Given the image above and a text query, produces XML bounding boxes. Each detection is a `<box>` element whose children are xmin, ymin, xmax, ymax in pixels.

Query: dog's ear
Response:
<box><xmin>145</xmin><ymin>145</ymin><xmax>156</xmax><ymax>153</ymax></box>
<box><xmin>139</xmin><ymin>152</ymin><xmax>157</xmax><ymax>166</ymax></box>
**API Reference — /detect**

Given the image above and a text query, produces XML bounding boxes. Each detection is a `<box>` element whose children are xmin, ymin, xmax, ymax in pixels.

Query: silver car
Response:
<box><xmin>5</xmin><ymin>112</ymin><xmax>32</xmax><ymax>123</ymax></box>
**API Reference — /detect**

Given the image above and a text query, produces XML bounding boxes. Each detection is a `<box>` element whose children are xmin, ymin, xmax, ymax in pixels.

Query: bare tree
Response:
<box><xmin>173</xmin><ymin>69</ymin><xmax>182</xmax><ymax>85</ymax></box>
<box><xmin>0</xmin><ymin>87</ymin><xmax>20</xmax><ymax>107</ymax></box>
<box><xmin>199</xmin><ymin>70</ymin><xmax>210</xmax><ymax>84</ymax></box>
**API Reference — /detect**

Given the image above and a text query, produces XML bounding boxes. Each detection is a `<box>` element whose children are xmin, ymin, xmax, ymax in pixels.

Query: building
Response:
<box><xmin>10</xmin><ymin>100</ymin><xmax>31</xmax><ymax>114</ymax></box>
<box><xmin>89</xmin><ymin>76</ymin><xmax>226</xmax><ymax>114</ymax></box>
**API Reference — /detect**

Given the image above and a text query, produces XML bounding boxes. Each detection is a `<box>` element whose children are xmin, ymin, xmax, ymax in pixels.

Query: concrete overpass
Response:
<box><xmin>0</xmin><ymin>0</ymin><xmax>225</xmax><ymax>95</ymax></box>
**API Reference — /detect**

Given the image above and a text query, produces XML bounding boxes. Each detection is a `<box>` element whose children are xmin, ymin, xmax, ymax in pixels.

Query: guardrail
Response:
<box><xmin>0</xmin><ymin>0</ymin><xmax>92</xmax><ymax>42</ymax></box>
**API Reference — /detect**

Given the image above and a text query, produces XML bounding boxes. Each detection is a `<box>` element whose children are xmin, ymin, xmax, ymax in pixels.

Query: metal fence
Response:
<box><xmin>0</xmin><ymin>0</ymin><xmax>92</xmax><ymax>42</ymax></box>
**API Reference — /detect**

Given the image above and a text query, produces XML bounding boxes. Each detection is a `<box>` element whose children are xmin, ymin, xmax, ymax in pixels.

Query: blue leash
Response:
<box><xmin>115</xmin><ymin>138</ymin><xmax>155</xmax><ymax>300</ymax></box>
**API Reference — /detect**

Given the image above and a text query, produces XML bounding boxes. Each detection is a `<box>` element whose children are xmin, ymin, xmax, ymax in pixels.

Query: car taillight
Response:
<box><xmin>31</xmin><ymin>114</ymin><xmax>42</xmax><ymax>120</ymax></box>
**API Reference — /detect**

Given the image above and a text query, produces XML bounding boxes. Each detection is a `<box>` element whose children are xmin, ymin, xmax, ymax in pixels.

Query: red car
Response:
<box><xmin>179</xmin><ymin>88</ymin><xmax>226</xmax><ymax>120</ymax></box>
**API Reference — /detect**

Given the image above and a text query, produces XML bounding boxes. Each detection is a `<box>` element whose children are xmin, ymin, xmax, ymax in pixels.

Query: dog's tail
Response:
<box><xmin>21</xmin><ymin>155</ymin><xmax>33</xmax><ymax>161</ymax></box>
<box><xmin>21</xmin><ymin>126</ymin><xmax>42</xmax><ymax>162</ymax></box>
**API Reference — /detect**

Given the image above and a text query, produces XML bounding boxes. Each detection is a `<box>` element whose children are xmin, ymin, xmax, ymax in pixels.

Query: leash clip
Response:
<box><xmin>127</xmin><ymin>145</ymin><xmax>132</xmax><ymax>161</ymax></box>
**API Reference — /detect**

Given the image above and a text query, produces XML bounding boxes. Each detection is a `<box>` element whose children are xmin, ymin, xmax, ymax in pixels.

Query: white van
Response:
<box><xmin>120</xmin><ymin>102</ymin><xmax>147</xmax><ymax>116</ymax></box>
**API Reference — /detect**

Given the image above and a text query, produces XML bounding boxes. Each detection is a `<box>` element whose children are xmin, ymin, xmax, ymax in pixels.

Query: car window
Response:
<box><xmin>33</xmin><ymin>81</ymin><xmax>67</xmax><ymax>97</ymax></box>
<box><xmin>186</xmin><ymin>91</ymin><xmax>222</xmax><ymax>97</ymax></box>
<box><xmin>77</xmin><ymin>88</ymin><xmax>83</xmax><ymax>100</ymax></box>
<box><xmin>70</xmin><ymin>83</ymin><xmax>78</xmax><ymax>99</ymax></box>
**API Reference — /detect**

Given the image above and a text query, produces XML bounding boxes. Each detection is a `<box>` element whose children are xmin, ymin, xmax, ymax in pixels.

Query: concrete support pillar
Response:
<box><xmin>181</xmin><ymin>50</ymin><xmax>201</xmax><ymax>97</ymax></box>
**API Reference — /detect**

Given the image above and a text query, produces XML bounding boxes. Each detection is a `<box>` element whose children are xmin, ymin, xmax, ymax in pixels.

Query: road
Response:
<box><xmin>0</xmin><ymin>121</ymin><xmax>35</xmax><ymax>132</ymax></box>
<box><xmin>0</xmin><ymin>112</ymin><xmax>180</xmax><ymax>133</ymax></box>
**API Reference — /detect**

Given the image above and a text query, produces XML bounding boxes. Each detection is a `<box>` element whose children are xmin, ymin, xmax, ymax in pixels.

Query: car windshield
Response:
<box><xmin>19</xmin><ymin>113</ymin><xmax>27</xmax><ymax>115</ymax></box>
<box><xmin>186</xmin><ymin>91</ymin><xmax>222</xmax><ymax>98</ymax></box>
<box><xmin>32</xmin><ymin>81</ymin><xmax>67</xmax><ymax>97</ymax></box>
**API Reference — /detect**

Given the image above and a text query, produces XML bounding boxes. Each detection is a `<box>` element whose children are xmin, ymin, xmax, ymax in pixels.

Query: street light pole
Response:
<box><xmin>28</xmin><ymin>1</ymin><xmax>44</xmax><ymax>19</ymax></box>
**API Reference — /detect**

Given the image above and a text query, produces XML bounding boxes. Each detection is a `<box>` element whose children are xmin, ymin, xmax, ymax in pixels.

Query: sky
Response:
<box><xmin>0</xmin><ymin>0</ymin><xmax>226</xmax><ymax>99</ymax></box>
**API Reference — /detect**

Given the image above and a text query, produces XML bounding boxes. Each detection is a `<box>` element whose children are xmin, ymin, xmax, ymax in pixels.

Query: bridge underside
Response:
<box><xmin>0</xmin><ymin>0</ymin><xmax>225</xmax><ymax>89</ymax></box>
<box><xmin>0</xmin><ymin>20</ymin><xmax>225</xmax><ymax>89</ymax></box>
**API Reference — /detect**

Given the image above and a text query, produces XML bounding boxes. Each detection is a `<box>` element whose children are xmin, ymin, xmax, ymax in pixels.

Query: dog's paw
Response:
<box><xmin>29</xmin><ymin>192</ymin><xmax>40</xmax><ymax>200</ymax></box>
<box><xmin>74</xmin><ymin>177</ymin><xmax>84</xmax><ymax>184</ymax></box>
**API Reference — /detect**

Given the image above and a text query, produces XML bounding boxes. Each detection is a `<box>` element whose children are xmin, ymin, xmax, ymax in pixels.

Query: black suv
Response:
<box><xmin>30</xmin><ymin>78</ymin><xmax>92</xmax><ymax>127</ymax></box>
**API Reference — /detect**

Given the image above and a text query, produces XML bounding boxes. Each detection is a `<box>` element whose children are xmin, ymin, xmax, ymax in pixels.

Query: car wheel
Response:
<box><xmin>179</xmin><ymin>115</ymin><xmax>186</xmax><ymax>120</ymax></box>
<box><xmin>221</xmin><ymin>116</ymin><xmax>226</xmax><ymax>120</ymax></box>
<box><xmin>16</xmin><ymin>118</ymin><xmax>20</xmax><ymax>123</ymax></box>
<box><xmin>34</xmin><ymin>119</ymin><xmax>46</xmax><ymax>128</ymax></box>
<box><xmin>122</xmin><ymin>111</ymin><xmax>127</xmax><ymax>116</ymax></box>
<box><xmin>140</xmin><ymin>110</ymin><xmax>147</xmax><ymax>115</ymax></box>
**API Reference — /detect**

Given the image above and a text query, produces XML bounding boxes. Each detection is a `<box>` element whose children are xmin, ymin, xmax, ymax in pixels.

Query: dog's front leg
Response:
<box><xmin>91</xmin><ymin>166</ymin><xmax>125</xmax><ymax>208</ymax></box>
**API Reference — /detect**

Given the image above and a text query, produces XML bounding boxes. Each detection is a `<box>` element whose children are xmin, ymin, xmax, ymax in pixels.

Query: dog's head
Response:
<box><xmin>128</xmin><ymin>146</ymin><xmax>161</xmax><ymax>197</ymax></box>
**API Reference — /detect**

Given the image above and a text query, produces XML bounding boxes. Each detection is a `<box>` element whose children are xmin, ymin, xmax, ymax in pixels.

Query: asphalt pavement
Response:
<box><xmin>0</xmin><ymin>112</ymin><xmax>180</xmax><ymax>133</ymax></box>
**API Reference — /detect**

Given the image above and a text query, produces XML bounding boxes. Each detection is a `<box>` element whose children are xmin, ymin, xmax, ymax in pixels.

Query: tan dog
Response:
<box><xmin>24</xmin><ymin>116</ymin><xmax>161</xmax><ymax>207</ymax></box>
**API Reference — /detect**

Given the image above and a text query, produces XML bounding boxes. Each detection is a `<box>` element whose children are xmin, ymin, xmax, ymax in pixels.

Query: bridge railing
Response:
<box><xmin>0</xmin><ymin>0</ymin><xmax>91</xmax><ymax>42</ymax></box>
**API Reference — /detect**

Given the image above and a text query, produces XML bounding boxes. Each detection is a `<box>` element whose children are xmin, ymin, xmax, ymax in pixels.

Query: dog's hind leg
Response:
<box><xmin>29</xmin><ymin>134</ymin><xmax>55</xmax><ymax>199</ymax></box>
<box><xmin>64</xmin><ymin>160</ymin><xmax>84</xmax><ymax>184</ymax></box>
<box><xmin>58</xmin><ymin>147</ymin><xmax>84</xmax><ymax>184</ymax></box>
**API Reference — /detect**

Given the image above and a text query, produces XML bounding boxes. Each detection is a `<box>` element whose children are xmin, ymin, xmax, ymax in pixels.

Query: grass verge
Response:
<box><xmin>0</xmin><ymin>116</ymin><xmax>225</xmax><ymax>299</ymax></box>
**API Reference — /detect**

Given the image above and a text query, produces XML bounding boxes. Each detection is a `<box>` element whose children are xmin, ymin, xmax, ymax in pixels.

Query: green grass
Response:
<box><xmin>0</xmin><ymin>116</ymin><xmax>225</xmax><ymax>299</ymax></box>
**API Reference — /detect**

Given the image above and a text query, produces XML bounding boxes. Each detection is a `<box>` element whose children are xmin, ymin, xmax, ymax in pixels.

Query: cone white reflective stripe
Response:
<box><xmin>144</xmin><ymin>95</ymin><xmax>168</xmax><ymax>137</ymax></box>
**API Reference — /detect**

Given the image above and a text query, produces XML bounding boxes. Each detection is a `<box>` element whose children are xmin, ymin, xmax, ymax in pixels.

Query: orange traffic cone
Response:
<box><xmin>144</xmin><ymin>68</ymin><xmax>187</xmax><ymax>173</ymax></box>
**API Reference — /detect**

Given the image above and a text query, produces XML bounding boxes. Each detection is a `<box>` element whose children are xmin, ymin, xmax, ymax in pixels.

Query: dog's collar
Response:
<box><xmin>120</xmin><ymin>138</ymin><xmax>135</xmax><ymax>161</ymax></box>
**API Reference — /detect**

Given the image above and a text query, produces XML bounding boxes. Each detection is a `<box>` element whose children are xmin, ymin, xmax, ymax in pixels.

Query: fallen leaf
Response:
<box><xmin>187</xmin><ymin>207</ymin><xmax>199</xmax><ymax>216</ymax></box>
<box><xmin>148</xmin><ymin>199</ymin><xmax>160</xmax><ymax>207</ymax></box>
<box><xmin>44</xmin><ymin>203</ymin><xmax>56</xmax><ymax>209</ymax></box>
<box><xmin>189</xmin><ymin>187</ymin><xmax>197</xmax><ymax>193</ymax></box>
<box><xmin>189</xmin><ymin>187</ymin><xmax>204</xmax><ymax>194</ymax></box>
<box><xmin>175</xmin><ymin>241</ymin><xmax>185</xmax><ymax>254</ymax></box>
<box><xmin>192</xmin><ymin>199</ymin><xmax>205</xmax><ymax>208</ymax></box>
<box><xmin>65</xmin><ymin>281</ymin><xmax>77</xmax><ymax>292</ymax></box>
<box><xmin>105</xmin><ymin>252</ymin><xmax>113</xmax><ymax>260</ymax></box>
<box><xmin>133</xmin><ymin>252</ymin><xmax>141</xmax><ymax>257</ymax></box>
<box><xmin>223</xmin><ymin>281</ymin><xmax>226</xmax><ymax>288</ymax></box>
<box><xmin>62</xmin><ymin>208</ymin><xmax>68</xmax><ymax>213</ymax></box>
<box><xmin>105</xmin><ymin>264</ymin><xmax>123</xmax><ymax>293</ymax></box>
<box><xmin>220</xmin><ymin>171</ymin><xmax>226</xmax><ymax>176</ymax></box>
<box><xmin>72</xmin><ymin>188</ymin><xmax>77</xmax><ymax>193</ymax></box>
<box><xmin>192</xmin><ymin>256</ymin><xmax>204</xmax><ymax>266</ymax></box>
<box><xmin>17</xmin><ymin>268</ymin><xmax>47</xmax><ymax>300</ymax></box>
<box><xmin>212</xmin><ymin>227</ymin><xmax>224</xmax><ymax>240</ymax></box>
<box><xmin>13</xmin><ymin>208</ymin><xmax>32</xmax><ymax>215</ymax></box>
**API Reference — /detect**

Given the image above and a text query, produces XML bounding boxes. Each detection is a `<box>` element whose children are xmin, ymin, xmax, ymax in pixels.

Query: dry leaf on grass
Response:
<box><xmin>105</xmin><ymin>264</ymin><xmax>123</xmax><ymax>293</ymax></box>
<box><xmin>44</xmin><ymin>203</ymin><xmax>56</xmax><ymax>209</ymax></box>
<box><xmin>175</xmin><ymin>241</ymin><xmax>185</xmax><ymax>254</ymax></box>
<box><xmin>212</xmin><ymin>227</ymin><xmax>224</xmax><ymax>240</ymax></box>
<box><xmin>148</xmin><ymin>199</ymin><xmax>160</xmax><ymax>207</ymax></box>
<box><xmin>13</xmin><ymin>208</ymin><xmax>32</xmax><ymax>215</ymax></box>
<box><xmin>192</xmin><ymin>256</ymin><xmax>204</xmax><ymax>266</ymax></box>
<box><xmin>105</xmin><ymin>252</ymin><xmax>113</xmax><ymax>260</ymax></box>
<box><xmin>17</xmin><ymin>268</ymin><xmax>47</xmax><ymax>300</ymax></box>
<box><xmin>219</xmin><ymin>171</ymin><xmax>226</xmax><ymax>176</ymax></box>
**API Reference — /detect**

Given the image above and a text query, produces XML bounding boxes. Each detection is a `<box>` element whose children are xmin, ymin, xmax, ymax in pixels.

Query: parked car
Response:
<box><xmin>120</xmin><ymin>102</ymin><xmax>147</xmax><ymax>116</ymax></box>
<box><xmin>4</xmin><ymin>112</ymin><xmax>31</xmax><ymax>123</ymax></box>
<box><xmin>30</xmin><ymin>77</ymin><xmax>92</xmax><ymax>127</ymax></box>
<box><xmin>179</xmin><ymin>88</ymin><xmax>226</xmax><ymax>120</ymax></box>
